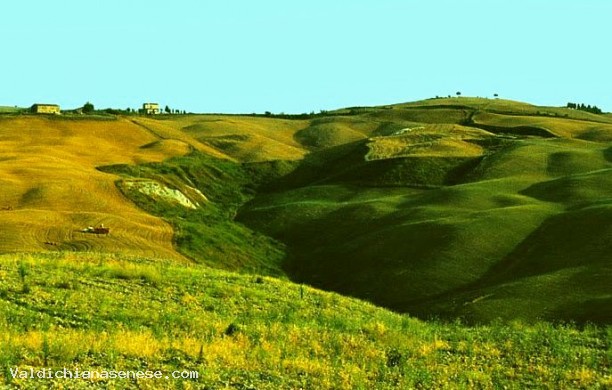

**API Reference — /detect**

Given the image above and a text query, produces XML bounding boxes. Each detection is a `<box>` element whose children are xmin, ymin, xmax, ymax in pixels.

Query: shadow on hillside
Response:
<box><xmin>470</xmin><ymin>124</ymin><xmax>558</xmax><ymax>138</ymax></box>
<box><xmin>604</xmin><ymin>146</ymin><xmax>612</xmax><ymax>163</ymax></box>
<box><xmin>551</xmin><ymin>297</ymin><xmax>612</xmax><ymax>324</ymax></box>
<box><xmin>257</xmin><ymin>140</ymin><xmax>486</xmax><ymax>192</ymax></box>
<box><xmin>476</xmin><ymin>206</ymin><xmax>612</xmax><ymax>284</ymax></box>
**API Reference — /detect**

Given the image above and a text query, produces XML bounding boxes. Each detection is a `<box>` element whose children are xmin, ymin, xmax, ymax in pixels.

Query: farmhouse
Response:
<box><xmin>31</xmin><ymin>104</ymin><xmax>60</xmax><ymax>114</ymax></box>
<box><xmin>141</xmin><ymin>103</ymin><xmax>160</xmax><ymax>115</ymax></box>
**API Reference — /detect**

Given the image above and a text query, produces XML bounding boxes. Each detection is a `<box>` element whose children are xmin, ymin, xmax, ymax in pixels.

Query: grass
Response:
<box><xmin>0</xmin><ymin>252</ymin><xmax>609</xmax><ymax>389</ymax></box>
<box><xmin>168</xmin><ymin>115</ymin><xmax>309</xmax><ymax>161</ymax></box>
<box><xmin>0</xmin><ymin>97</ymin><xmax>611</xmax><ymax>387</ymax></box>
<box><xmin>236</xmin><ymin>110</ymin><xmax>612</xmax><ymax>324</ymax></box>
<box><xmin>2</xmin><ymin>102</ymin><xmax>607</xmax><ymax>324</ymax></box>
<box><xmin>472</xmin><ymin>111</ymin><xmax>612</xmax><ymax>140</ymax></box>
<box><xmin>1</xmin><ymin>101</ymin><xmax>610</xmax><ymax>319</ymax></box>
<box><xmin>99</xmin><ymin>152</ymin><xmax>288</xmax><ymax>276</ymax></box>
<box><xmin>395</xmin><ymin>97</ymin><xmax>612</xmax><ymax>123</ymax></box>
<box><xmin>294</xmin><ymin>117</ymin><xmax>373</xmax><ymax>149</ymax></box>
<box><xmin>0</xmin><ymin>106</ymin><xmax>24</xmax><ymax>114</ymax></box>
<box><xmin>238</xmin><ymin>179</ymin><xmax>566</xmax><ymax>318</ymax></box>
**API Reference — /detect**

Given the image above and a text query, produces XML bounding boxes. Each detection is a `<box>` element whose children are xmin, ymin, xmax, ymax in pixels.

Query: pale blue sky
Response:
<box><xmin>2</xmin><ymin>0</ymin><xmax>611</xmax><ymax>113</ymax></box>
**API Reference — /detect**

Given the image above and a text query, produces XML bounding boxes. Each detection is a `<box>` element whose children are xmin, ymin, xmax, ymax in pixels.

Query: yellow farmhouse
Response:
<box><xmin>142</xmin><ymin>103</ymin><xmax>160</xmax><ymax>114</ymax></box>
<box><xmin>31</xmin><ymin>104</ymin><xmax>60</xmax><ymax>114</ymax></box>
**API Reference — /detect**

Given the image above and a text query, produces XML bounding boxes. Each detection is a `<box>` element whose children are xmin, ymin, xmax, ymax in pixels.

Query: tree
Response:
<box><xmin>567</xmin><ymin>102</ymin><xmax>602</xmax><ymax>114</ymax></box>
<box><xmin>165</xmin><ymin>105</ymin><xmax>171</xmax><ymax>114</ymax></box>
<box><xmin>83</xmin><ymin>102</ymin><xmax>94</xmax><ymax>114</ymax></box>
<box><xmin>456</xmin><ymin>91</ymin><xmax>461</xmax><ymax>97</ymax></box>
<box><xmin>494</xmin><ymin>93</ymin><xmax>499</xmax><ymax>98</ymax></box>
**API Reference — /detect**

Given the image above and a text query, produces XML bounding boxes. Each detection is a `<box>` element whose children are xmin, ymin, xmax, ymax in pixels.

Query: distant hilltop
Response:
<box><xmin>0</xmin><ymin>102</ymin><xmax>187</xmax><ymax>116</ymax></box>
<box><xmin>1</xmin><ymin>95</ymin><xmax>608</xmax><ymax>116</ymax></box>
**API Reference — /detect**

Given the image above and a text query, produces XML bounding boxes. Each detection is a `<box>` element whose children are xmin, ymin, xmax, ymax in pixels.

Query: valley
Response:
<box><xmin>0</xmin><ymin>97</ymin><xmax>610</xmax><ymax>388</ymax></box>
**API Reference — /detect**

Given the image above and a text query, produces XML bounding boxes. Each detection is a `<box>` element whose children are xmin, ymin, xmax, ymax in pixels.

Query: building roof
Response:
<box><xmin>32</xmin><ymin>103</ymin><xmax>60</xmax><ymax>107</ymax></box>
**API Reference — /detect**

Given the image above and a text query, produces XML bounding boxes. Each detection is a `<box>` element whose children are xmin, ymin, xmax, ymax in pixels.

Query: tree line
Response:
<box><xmin>566</xmin><ymin>102</ymin><xmax>603</xmax><ymax>114</ymax></box>
<box><xmin>79</xmin><ymin>102</ymin><xmax>187</xmax><ymax>115</ymax></box>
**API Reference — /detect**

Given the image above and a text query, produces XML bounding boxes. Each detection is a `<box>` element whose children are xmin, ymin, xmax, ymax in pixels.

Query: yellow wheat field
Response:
<box><xmin>0</xmin><ymin>116</ymin><xmax>196</xmax><ymax>260</ymax></box>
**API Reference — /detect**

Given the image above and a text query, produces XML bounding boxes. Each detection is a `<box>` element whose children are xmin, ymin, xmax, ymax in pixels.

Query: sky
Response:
<box><xmin>1</xmin><ymin>0</ymin><xmax>611</xmax><ymax>113</ymax></box>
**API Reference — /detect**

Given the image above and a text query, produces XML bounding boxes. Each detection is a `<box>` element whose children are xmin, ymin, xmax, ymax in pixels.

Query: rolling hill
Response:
<box><xmin>1</xmin><ymin>98</ymin><xmax>611</xmax><ymax>324</ymax></box>
<box><xmin>0</xmin><ymin>251</ymin><xmax>609</xmax><ymax>389</ymax></box>
<box><xmin>0</xmin><ymin>98</ymin><xmax>610</xmax><ymax>387</ymax></box>
<box><xmin>0</xmin><ymin>116</ymin><xmax>190</xmax><ymax>261</ymax></box>
<box><xmin>0</xmin><ymin>106</ymin><xmax>24</xmax><ymax>114</ymax></box>
<box><xmin>232</xmin><ymin>98</ymin><xmax>612</xmax><ymax>324</ymax></box>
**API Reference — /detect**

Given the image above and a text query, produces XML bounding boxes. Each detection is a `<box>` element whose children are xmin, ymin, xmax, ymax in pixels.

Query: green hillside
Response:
<box><xmin>0</xmin><ymin>106</ymin><xmax>24</xmax><ymax>113</ymax></box>
<box><xmin>0</xmin><ymin>252</ymin><xmax>609</xmax><ymax>389</ymax></box>
<box><xmin>1</xmin><ymin>97</ymin><xmax>611</xmax><ymax>388</ymax></box>
<box><xmin>98</xmin><ymin>152</ymin><xmax>288</xmax><ymax>277</ymax></box>
<box><xmin>233</xmin><ymin>97</ymin><xmax>612</xmax><ymax>324</ymax></box>
<box><xmin>82</xmin><ymin>97</ymin><xmax>611</xmax><ymax>325</ymax></box>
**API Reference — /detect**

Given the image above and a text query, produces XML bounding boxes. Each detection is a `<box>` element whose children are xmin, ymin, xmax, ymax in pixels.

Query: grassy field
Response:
<box><xmin>0</xmin><ymin>106</ymin><xmax>24</xmax><ymax>114</ymax></box>
<box><xmin>99</xmin><ymin>152</ymin><xmax>288</xmax><ymax>276</ymax></box>
<box><xmin>233</xmin><ymin>98</ymin><xmax>612</xmax><ymax>324</ymax></box>
<box><xmin>0</xmin><ymin>252</ymin><xmax>609</xmax><ymax>389</ymax></box>
<box><xmin>2</xmin><ymin>101</ymin><xmax>610</xmax><ymax>324</ymax></box>
<box><xmin>0</xmin><ymin>98</ymin><xmax>610</xmax><ymax>387</ymax></box>
<box><xmin>153</xmin><ymin>115</ymin><xmax>309</xmax><ymax>161</ymax></box>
